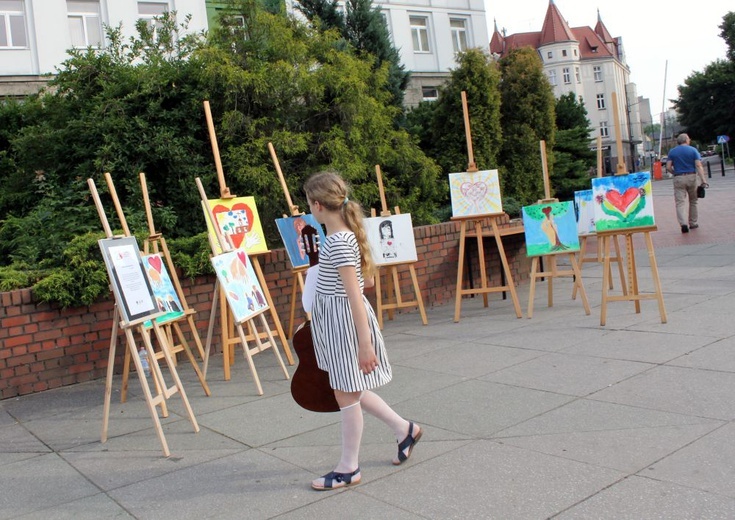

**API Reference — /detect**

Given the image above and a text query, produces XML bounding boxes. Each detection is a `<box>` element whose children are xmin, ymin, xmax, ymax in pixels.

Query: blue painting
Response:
<box><xmin>142</xmin><ymin>253</ymin><xmax>184</xmax><ymax>326</ymax></box>
<box><xmin>573</xmin><ymin>189</ymin><xmax>596</xmax><ymax>236</ymax></box>
<box><xmin>211</xmin><ymin>249</ymin><xmax>269</xmax><ymax>324</ymax></box>
<box><xmin>275</xmin><ymin>214</ymin><xmax>326</xmax><ymax>269</ymax></box>
<box><xmin>522</xmin><ymin>201</ymin><xmax>580</xmax><ymax>257</ymax></box>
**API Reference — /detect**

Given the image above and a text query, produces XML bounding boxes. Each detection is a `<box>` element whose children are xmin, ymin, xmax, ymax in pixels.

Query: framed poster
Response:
<box><xmin>573</xmin><ymin>189</ymin><xmax>596</xmax><ymax>236</ymax></box>
<box><xmin>522</xmin><ymin>201</ymin><xmax>580</xmax><ymax>257</ymax></box>
<box><xmin>203</xmin><ymin>196</ymin><xmax>268</xmax><ymax>255</ymax></box>
<box><xmin>211</xmin><ymin>249</ymin><xmax>269</xmax><ymax>324</ymax></box>
<box><xmin>592</xmin><ymin>172</ymin><xmax>655</xmax><ymax>232</ymax></box>
<box><xmin>98</xmin><ymin>237</ymin><xmax>160</xmax><ymax>324</ymax></box>
<box><xmin>449</xmin><ymin>169</ymin><xmax>503</xmax><ymax>217</ymax></box>
<box><xmin>275</xmin><ymin>214</ymin><xmax>326</xmax><ymax>269</ymax></box>
<box><xmin>363</xmin><ymin>213</ymin><xmax>418</xmax><ymax>265</ymax></box>
<box><xmin>142</xmin><ymin>253</ymin><xmax>185</xmax><ymax>326</ymax></box>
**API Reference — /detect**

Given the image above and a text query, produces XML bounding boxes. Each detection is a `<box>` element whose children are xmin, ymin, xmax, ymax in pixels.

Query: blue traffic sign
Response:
<box><xmin>717</xmin><ymin>135</ymin><xmax>730</xmax><ymax>144</ymax></box>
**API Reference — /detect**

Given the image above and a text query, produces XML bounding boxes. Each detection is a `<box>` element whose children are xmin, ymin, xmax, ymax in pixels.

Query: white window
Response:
<box><xmin>562</xmin><ymin>67</ymin><xmax>571</xmax><ymax>84</ymax></box>
<box><xmin>421</xmin><ymin>86</ymin><xmax>438</xmax><ymax>101</ymax></box>
<box><xmin>450</xmin><ymin>18</ymin><xmax>468</xmax><ymax>53</ymax></box>
<box><xmin>67</xmin><ymin>1</ymin><xmax>102</xmax><ymax>48</ymax></box>
<box><xmin>0</xmin><ymin>0</ymin><xmax>27</xmax><ymax>48</ymax></box>
<box><xmin>138</xmin><ymin>1</ymin><xmax>168</xmax><ymax>36</ymax></box>
<box><xmin>596</xmin><ymin>93</ymin><xmax>606</xmax><ymax>110</ymax></box>
<box><xmin>410</xmin><ymin>16</ymin><xmax>430</xmax><ymax>52</ymax></box>
<box><xmin>599</xmin><ymin>121</ymin><xmax>609</xmax><ymax>137</ymax></box>
<box><xmin>575</xmin><ymin>67</ymin><xmax>580</xmax><ymax>83</ymax></box>
<box><xmin>593</xmin><ymin>65</ymin><xmax>602</xmax><ymax>82</ymax></box>
<box><xmin>548</xmin><ymin>69</ymin><xmax>557</xmax><ymax>86</ymax></box>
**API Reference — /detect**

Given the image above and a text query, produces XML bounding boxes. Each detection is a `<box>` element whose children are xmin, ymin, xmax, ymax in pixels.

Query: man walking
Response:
<box><xmin>666</xmin><ymin>133</ymin><xmax>708</xmax><ymax>233</ymax></box>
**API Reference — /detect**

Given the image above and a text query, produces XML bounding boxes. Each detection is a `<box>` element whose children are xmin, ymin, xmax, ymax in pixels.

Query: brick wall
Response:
<box><xmin>0</xmin><ymin>218</ymin><xmax>529</xmax><ymax>399</ymax></box>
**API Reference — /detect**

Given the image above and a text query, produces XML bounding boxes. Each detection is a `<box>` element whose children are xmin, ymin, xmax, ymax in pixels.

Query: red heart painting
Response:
<box><xmin>604</xmin><ymin>187</ymin><xmax>640</xmax><ymax>214</ymax></box>
<box><xmin>148</xmin><ymin>255</ymin><xmax>162</xmax><ymax>273</ymax></box>
<box><xmin>211</xmin><ymin>201</ymin><xmax>255</xmax><ymax>249</ymax></box>
<box><xmin>236</xmin><ymin>251</ymin><xmax>248</xmax><ymax>267</ymax></box>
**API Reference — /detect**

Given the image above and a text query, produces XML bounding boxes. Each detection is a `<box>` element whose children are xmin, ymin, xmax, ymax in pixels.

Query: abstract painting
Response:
<box><xmin>522</xmin><ymin>201</ymin><xmax>580</xmax><ymax>257</ymax></box>
<box><xmin>204</xmin><ymin>196</ymin><xmax>268</xmax><ymax>255</ymax></box>
<box><xmin>142</xmin><ymin>253</ymin><xmax>184</xmax><ymax>326</ymax></box>
<box><xmin>573</xmin><ymin>189</ymin><xmax>596</xmax><ymax>236</ymax></box>
<box><xmin>591</xmin><ymin>172</ymin><xmax>655</xmax><ymax>232</ymax></box>
<box><xmin>211</xmin><ymin>249</ymin><xmax>269</xmax><ymax>324</ymax></box>
<box><xmin>364</xmin><ymin>213</ymin><xmax>418</xmax><ymax>265</ymax></box>
<box><xmin>449</xmin><ymin>169</ymin><xmax>503</xmax><ymax>217</ymax></box>
<box><xmin>275</xmin><ymin>214</ymin><xmax>326</xmax><ymax>269</ymax></box>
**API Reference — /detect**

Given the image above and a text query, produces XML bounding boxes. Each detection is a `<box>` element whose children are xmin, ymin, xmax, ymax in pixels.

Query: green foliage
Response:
<box><xmin>551</xmin><ymin>94</ymin><xmax>595</xmax><ymax>201</ymax></box>
<box><xmin>498</xmin><ymin>48</ymin><xmax>556</xmax><ymax>206</ymax></box>
<box><xmin>167</xmin><ymin>233</ymin><xmax>214</xmax><ymax>279</ymax></box>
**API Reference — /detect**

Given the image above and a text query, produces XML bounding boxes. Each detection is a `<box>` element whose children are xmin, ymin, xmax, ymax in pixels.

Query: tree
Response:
<box><xmin>551</xmin><ymin>93</ymin><xmax>595</xmax><ymax>201</ymax></box>
<box><xmin>498</xmin><ymin>47</ymin><xmax>556</xmax><ymax>206</ymax></box>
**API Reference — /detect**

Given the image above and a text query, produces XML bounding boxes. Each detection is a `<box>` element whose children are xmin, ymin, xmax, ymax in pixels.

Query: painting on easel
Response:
<box><xmin>205</xmin><ymin>197</ymin><xmax>268</xmax><ymax>255</ymax></box>
<box><xmin>275</xmin><ymin>214</ymin><xmax>326</xmax><ymax>269</ymax></box>
<box><xmin>592</xmin><ymin>172</ymin><xmax>654</xmax><ymax>232</ymax></box>
<box><xmin>573</xmin><ymin>189</ymin><xmax>596</xmax><ymax>236</ymax></box>
<box><xmin>142</xmin><ymin>253</ymin><xmax>185</xmax><ymax>325</ymax></box>
<box><xmin>449</xmin><ymin>169</ymin><xmax>502</xmax><ymax>217</ymax></box>
<box><xmin>522</xmin><ymin>201</ymin><xmax>580</xmax><ymax>257</ymax></box>
<box><xmin>364</xmin><ymin>213</ymin><xmax>418</xmax><ymax>265</ymax></box>
<box><xmin>211</xmin><ymin>249</ymin><xmax>269</xmax><ymax>324</ymax></box>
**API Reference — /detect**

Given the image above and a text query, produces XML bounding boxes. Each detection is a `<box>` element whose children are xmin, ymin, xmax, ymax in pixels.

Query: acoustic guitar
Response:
<box><xmin>290</xmin><ymin>224</ymin><xmax>340</xmax><ymax>413</ymax></box>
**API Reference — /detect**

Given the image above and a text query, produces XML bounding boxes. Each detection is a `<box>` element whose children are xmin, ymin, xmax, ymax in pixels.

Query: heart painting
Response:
<box><xmin>591</xmin><ymin>172</ymin><xmax>655</xmax><ymax>232</ymax></box>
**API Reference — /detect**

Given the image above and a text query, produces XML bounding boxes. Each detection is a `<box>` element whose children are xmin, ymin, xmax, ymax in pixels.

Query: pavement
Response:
<box><xmin>2</xmin><ymin>167</ymin><xmax>735</xmax><ymax>519</ymax></box>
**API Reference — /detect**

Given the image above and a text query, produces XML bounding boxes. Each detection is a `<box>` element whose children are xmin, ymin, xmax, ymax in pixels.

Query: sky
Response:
<box><xmin>484</xmin><ymin>0</ymin><xmax>730</xmax><ymax>117</ymax></box>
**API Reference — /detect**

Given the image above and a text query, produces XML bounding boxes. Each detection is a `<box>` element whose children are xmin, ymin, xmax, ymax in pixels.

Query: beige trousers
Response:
<box><xmin>673</xmin><ymin>174</ymin><xmax>698</xmax><ymax>226</ymax></box>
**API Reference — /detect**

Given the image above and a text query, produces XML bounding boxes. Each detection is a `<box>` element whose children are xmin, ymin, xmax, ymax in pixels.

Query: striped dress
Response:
<box><xmin>310</xmin><ymin>231</ymin><xmax>392</xmax><ymax>392</ymax></box>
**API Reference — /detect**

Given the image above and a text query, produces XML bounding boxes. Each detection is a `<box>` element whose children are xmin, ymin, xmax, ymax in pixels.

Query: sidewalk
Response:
<box><xmin>2</xmin><ymin>171</ymin><xmax>735</xmax><ymax>519</ymax></box>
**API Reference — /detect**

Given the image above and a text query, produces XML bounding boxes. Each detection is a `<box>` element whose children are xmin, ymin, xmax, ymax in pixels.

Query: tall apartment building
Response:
<box><xmin>490</xmin><ymin>1</ymin><xmax>645</xmax><ymax>173</ymax></box>
<box><xmin>0</xmin><ymin>0</ymin><xmax>208</xmax><ymax>96</ymax></box>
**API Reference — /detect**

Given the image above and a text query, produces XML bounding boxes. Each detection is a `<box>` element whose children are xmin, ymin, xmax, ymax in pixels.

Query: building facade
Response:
<box><xmin>490</xmin><ymin>1</ymin><xmax>645</xmax><ymax>173</ymax></box>
<box><xmin>0</xmin><ymin>0</ymin><xmax>208</xmax><ymax>96</ymax></box>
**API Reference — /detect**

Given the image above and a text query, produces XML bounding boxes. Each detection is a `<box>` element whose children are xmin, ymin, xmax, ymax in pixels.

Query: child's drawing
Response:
<box><xmin>522</xmin><ymin>201</ymin><xmax>580</xmax><ymax>257</ymax></box>
<box><xmin>275</xmin><ymin>214</ymin><xmax>326</xmax><ymax>269</ymax></box>
<box><xmin>592</xmin><ymin>172</ymin><xmax>655</xmax><ymax>232</ymax></box>
<box><xmin>573</xmin><ymin>189</ymin><xmax>596</xmax><ymax>236</ymax></box>
<box><xmin>142</xmin><ymin>253</ymin><xmax>184</xmax><ymax>326</ymax></box>
<box><xmin>449</xmin><ymin>169</ymin><xmax>503</xmax><ymax>217</ymax></box>
<box><xmin>211</xmin><ymin>249</ymin><xmax>269</xmax><ymax>324</ymax></box>
<box><xmin>204</xmin><ymin>196</ymin><xmax>268</xmax><ymax>255</ymax></box>
<box><xmin>364</xmin><ymin>214</ymin><xmax>417</xmax><ymax>265</ymax></box>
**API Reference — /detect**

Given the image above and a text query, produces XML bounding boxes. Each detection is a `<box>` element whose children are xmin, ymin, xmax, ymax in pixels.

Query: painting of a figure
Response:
<box><xmin>592</xmin><ymin>172</ymin><xmax>655</xmax><ymax>232</ymax></box>
<box><xmin>449</xmin><ymin>169</ymin><xmax>503</xmax><ymax>217</ymax></box>
<box><xmin>275</xmin><ymin>214</ymin><xmax>326</xmax><ymax>269</ymax></box>
<box><xmin>573</xmin><ymin>189</ymin><xmax>596</xmax><ymax>236</ymax></box>
<box><xmin>142</xmin><ymin>253</ymin><xmax>185</xmax><ymax>326</ymax></box>
<box><xmin>211</xmin><ymin>249</ymin><xmax>269</xmax><ymax>323</ymax></box>
<box><xmin>522</xmin><ymin>201</ymin><xmax>580</xmax><ymax>257</ymax></box>
<box><xmin>204</xmin><ymin>197</ymin><xmax>268</xmax><ymax>255</ymax></box>
<box><xmin>363</xmin><ymin>214</ymin><xmax>418</xmax><ymax>265</ymax></box>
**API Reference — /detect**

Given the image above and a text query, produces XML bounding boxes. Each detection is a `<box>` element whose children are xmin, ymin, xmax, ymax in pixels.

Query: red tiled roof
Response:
<box><xmin>539</xmin><ymin>0</ymin><xmax>575</xmax><ymax>45</ymax></box>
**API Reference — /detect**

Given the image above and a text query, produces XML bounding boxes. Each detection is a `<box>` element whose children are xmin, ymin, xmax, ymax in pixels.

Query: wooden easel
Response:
<box><xmin>203</xmin><ymin>101</ymin><xmax>294</xmax><ymax>380</ymax></box>
<box><xmin>89</xmin><ymin>179</ymin><xmax>199</xmax><ymax>457</ymax></box>
<box><xmin>268</xmin><ymin>142</ymin><xmax>311</xmax><ymax>338</ymax></box>
<box><xmin>102</xmin><ymin>173</ymin><xmax>210</xmax><ymax>402</ymax></box>
<box><xmin>597</xmin><ymin>93</ymin><xmax>667</xmax><ymax>326</ymax></box>
<box><xmin>526</xmin><ymin>141</ymin><xmax>590</xmax><ymax>318</ymax></box>
<box><xmin>453</xmin><ymin>91</ymin><xmax>522</xmax><ymax>322</ymax></box>
<box><xmin>370</xmin><ymin>165</ymin><xmax>428</xmax><ymax>328</ymax></box>
<box><xmin>196</xmin><ymin>177</ymin><xmax>290</xmax><ymax>395</ymax></box>
<box><xmin>573</xmin><ymin>135</ymin><xmax>626</xmax><ymax>300</ymax></box>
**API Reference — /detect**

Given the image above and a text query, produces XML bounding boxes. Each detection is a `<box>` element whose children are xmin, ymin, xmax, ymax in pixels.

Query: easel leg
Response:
<box><xmin>259</xmin><ymin>313</ymin><xmax>290</xmax><ymax>379</ymax></box>
<box><xmin>547</xmin><ymin>255</ymin><xmax>556</xmax><ymax>308</ymax></box>
<box><xmin>491</xmin><ymin>218</ymin><xmax>523</xmax><ymax>318</ymax></box>
<box><xmin>251</xmin><ymin>258</ymin><xmax>294</xmax><ymax>365</ymax></box>
<box><xmin>573</xmin><ymin>236</ymin><xmax>587</xmax><ymax>300</ymax></box>
<box><xmin>600</xmin><ymin>235</ymin><xmax>611</xmax><ymax>326</ymax></box>
<box><xmin>409</xmin><ymin>264</ymin><xmax>428</xmax><ymax>325</ymax></box>
<box><xmin>527</xmin><ymin>257</ymin><xmax>539</xmax><ymax>319</ymax></box>
<box><xmin>613</xmin><ymin>236</ymin><xmax>627</xmax><ymax>294</ymax></box>
<box><xmin>475</xmin><ymin>221</ymin><xmax>489</xmax><ymax>308</ymax></box>
<box><xmin>172</xmin><ymin>321</ymin><xmax>211</xmax><ymax>396</ymax></box>
<box><xmin>644</xmin><ymin>232</ymin><xmax>668</xmax><ymax>323</ymax></box>
<box><xmin>569</xmin><ymin>253</ymin><xmax>590</xmax><ymax>315</ymax></box>
<box><xmin>454</xmin><ymin>220</ymin><xmax>468</xmax><ymax>323</ymax></box>
<box><xmin>101</xmin><ymin>315</ymin><xmax>119</xmax><ymax>443</ymax></box>
<box><xmin>220</xmin><ymin>284</ymin><xmax>231</xmax><ymax>380</ymax></box>
<box><xmin>625</xmin><ymin>235</ymin><xmax>641</xmax><ymax>313</ymax></box>
<box><xmin>236</xmin><ymin>323</ymin><xmax>263</xmax><ymax>396</ymax></box>
<box><xmin>120</xmin><ymin>340</ymin><xmax>131</xmax><ymax>403</ymax></box>
<box><xmin>203</xmin><ymin>279</ymin><xmax>220</xmax><ymax>379</ymax></box>
<box><xmin>388</xmin><ymin>266</ymin><xmax>399</xmax><ymax>321</ymax></box>
<box><xmin>288</xmin><ymin>271</ymin><xmax>299</xmax><ymax>339</ymax></box>
<box><xmin>375</xmin><ymin>269</ymin><xmax>385</xmax><ymax>329</ymax></box>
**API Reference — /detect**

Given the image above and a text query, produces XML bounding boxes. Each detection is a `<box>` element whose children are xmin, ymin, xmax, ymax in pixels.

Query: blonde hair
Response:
<box><xmin>304</xmin><ymin>171</ymin><xmax>375</xmax><ymax>278</ymax></box>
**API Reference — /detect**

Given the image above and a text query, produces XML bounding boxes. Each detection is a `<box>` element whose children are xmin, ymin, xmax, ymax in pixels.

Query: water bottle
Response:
<box><xmin>139</xmin><ymin>347</ymin><xmax>150</xmax><ymax>377</ymax></box>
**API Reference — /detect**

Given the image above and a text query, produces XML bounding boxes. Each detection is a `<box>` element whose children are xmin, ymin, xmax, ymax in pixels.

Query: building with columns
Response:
<box><xmin>490</xmin><ymin>0</ymin><xmax>645</xmax><ymax>173</ymax></box>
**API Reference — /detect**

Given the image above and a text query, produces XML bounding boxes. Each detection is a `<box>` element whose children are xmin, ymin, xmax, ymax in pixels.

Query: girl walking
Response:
<box><xmin>304</xmin><ymin>172</ymin><xmax>422</xmax><ymax>491</ymax></box>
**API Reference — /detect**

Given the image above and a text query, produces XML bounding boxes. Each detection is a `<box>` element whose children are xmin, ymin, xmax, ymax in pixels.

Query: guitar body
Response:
<box><xmin>290</xmin><ymin>321</ymin><xmax>339</xmax><ymax>413</ymax></box>
<box><xmin>289</xmin><ymin>224</ymin><xmax>340</xmax><ymax>413</ymax></box>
